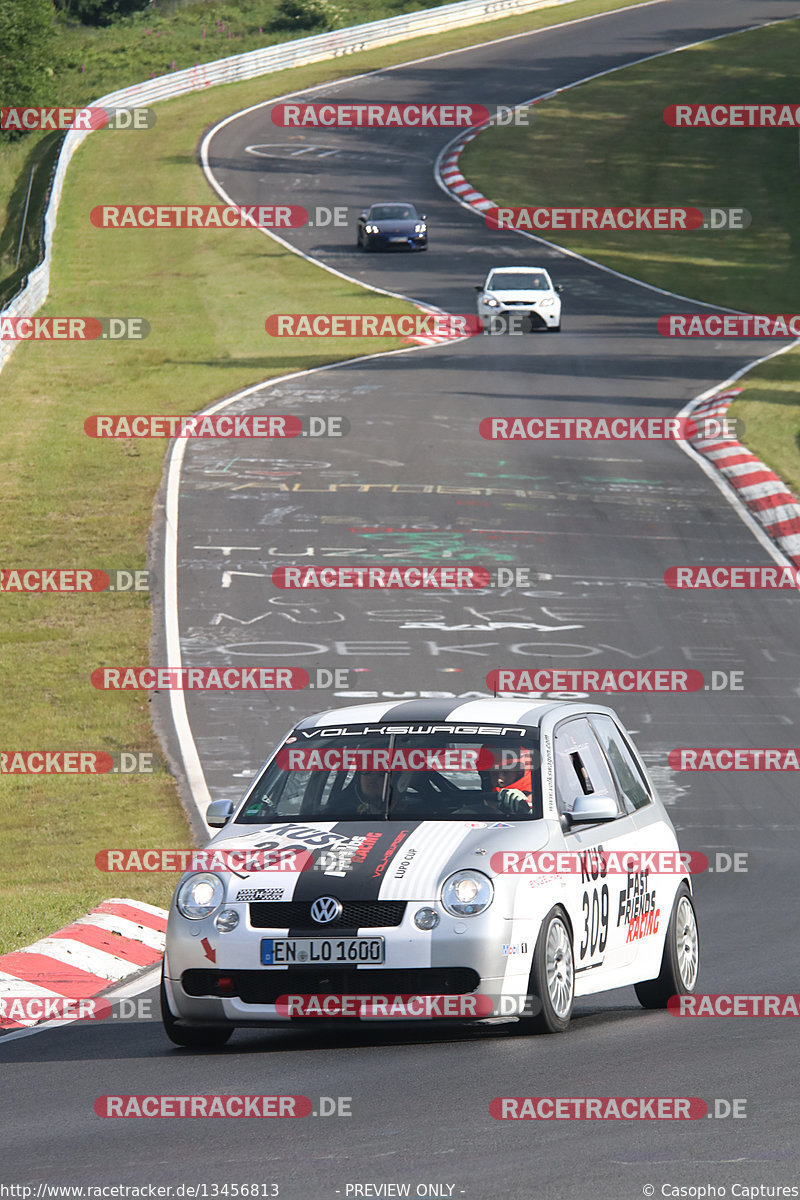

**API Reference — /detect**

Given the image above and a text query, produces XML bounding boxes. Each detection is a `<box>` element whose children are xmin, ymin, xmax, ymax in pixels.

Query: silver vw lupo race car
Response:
<box><xmin>161</xmin><ymin>698</ymin><xmax>699</xmax><ymax>1047</ymax></box>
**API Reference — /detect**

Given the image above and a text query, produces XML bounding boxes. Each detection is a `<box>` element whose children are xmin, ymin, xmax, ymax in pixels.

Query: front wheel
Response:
<box><xmin>635</xmin><ymin>882</ymin><xmax>699</xmax><ymax>1009</ymax></box>
<box><xmin>546</xmin><ymin>323</ymin><xmax>561</xmax><ymax>332</ymax></box>
<box><xmin>520</xmin><ymin>907</ymin><xmax>574</xmax><ymax>1033</ymax></box>
<box><xmin>160</xmin><ymin>969</ymin><xmax>233</xmax><ymax>1049</ymax></box>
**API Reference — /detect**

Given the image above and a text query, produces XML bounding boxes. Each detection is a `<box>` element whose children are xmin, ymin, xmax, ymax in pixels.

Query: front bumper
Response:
<box><xmin>164</xmin><ymin>902</ymin><xmax>535</xmax><ymax>1026</ymax></box>
<box><xmin>478</xmin><ymin>304</ymin><xmax>560</xmax><ymax>330</ymax></box>
<box><xmin>366</xmin><ymin>232</ymin><xmax>427</xmax><ymax>250</ymax></box>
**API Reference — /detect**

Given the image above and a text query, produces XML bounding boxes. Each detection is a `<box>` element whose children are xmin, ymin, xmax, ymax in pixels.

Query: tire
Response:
<box><xmin>547</xmin><ymin>324</ymin><xmax>561</xmax><ymax>332</ymax></box>
<box><xmin>634</xmin><ymin>882</ymin><xmax>699</xmax><ymax>1009</ymax></box>
<box><xmin>160</xmin><ymin>968</ymin><xmax>233</xmax><ymax>1049</ymax></box>
<box><xmin>520</xmin><ymin>907</ymin><xmax>574</xmax><ymax>1033</ymax></box>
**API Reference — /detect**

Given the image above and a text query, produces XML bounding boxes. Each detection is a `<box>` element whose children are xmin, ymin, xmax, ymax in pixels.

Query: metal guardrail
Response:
<box><xmin>0</xmin><ymin>0</ymin><xmax>577</xmax><ymax>372</ymax></box>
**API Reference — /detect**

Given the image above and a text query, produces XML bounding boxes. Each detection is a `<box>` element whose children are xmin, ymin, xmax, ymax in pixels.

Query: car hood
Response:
<box><xmin>206</xmin><ymin>819</ymin><xmax>552</xmax><ymax>902</ymax></box>
<box><xmin>484</xmin><ymin>288</ymin><xmax>553</xmax><ymax>302</ymax></box>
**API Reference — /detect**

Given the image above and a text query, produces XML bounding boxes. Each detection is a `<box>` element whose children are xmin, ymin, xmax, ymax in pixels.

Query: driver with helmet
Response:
<box><xmin>478</xmin><ymin>747</ymin><xmax>534</xmax><ymax>817</ymax></box>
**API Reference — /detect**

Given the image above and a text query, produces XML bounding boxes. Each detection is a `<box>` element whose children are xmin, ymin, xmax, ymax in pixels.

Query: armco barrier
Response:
<box><xmin>0</xmin><ymin>0</ymin><xmax>578</xmax><ymax>374</ymax></box>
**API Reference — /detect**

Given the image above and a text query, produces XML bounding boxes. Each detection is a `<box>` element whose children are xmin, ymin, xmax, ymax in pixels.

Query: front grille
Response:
<box><xmin>249</xmin><ymin>900</ymin><xmax>406</xmax><ymax>930</ymax></box>
<box><xmin>182</xmin><ymin>967</ymin><xmax>481</xmax><ymax>1005</ymax></box>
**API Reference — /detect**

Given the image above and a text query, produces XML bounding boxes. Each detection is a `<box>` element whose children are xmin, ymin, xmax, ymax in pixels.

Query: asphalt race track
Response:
<box><xmin>3</xmin><ymin>1</ymin><xmax>800</xmax><ymax>1197</ymax></box>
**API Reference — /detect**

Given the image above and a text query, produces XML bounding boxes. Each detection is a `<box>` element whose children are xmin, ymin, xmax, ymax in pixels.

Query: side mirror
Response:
<box><xmin>567</xmin><ymin>793</ymin><xmax>618</xmax><ymax>824</ymax></box>
<box><xmin>359</xmin><ymin>210</ymin><xmax>368</xmax><ymax>219</ymax></box>
<box><xmin>556</xmin><ymin>284</ymin><xmax>564</xmax><ymax>293</ymax></box>
<box><xmin>474</xmin><ymin>285</ymin><xmax>484</xmax><ymax>292</ymax></box>
<box><xmin>420</xmin><ymin>213</ymin><xmax>427</xmax><ymax>221</ymax></box>
<box><xmin>206</xmin><ymin>799</ymin><xmax>234</xmax><ymax>828</ymax></box>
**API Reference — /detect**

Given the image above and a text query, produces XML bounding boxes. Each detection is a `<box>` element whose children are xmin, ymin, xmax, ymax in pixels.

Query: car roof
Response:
<box><xmin>294</xmin><ymin>697</ymin><xmax>609</xmax><ymax>732</ymax></box>
<box><xmin>487</xmin><ymin>265</ymin><xmax>550</xmax><ymax>273</ymax></box>
<box><xmin>369</xmin><ymin>200</ymin><xmax>416</xmax><ymax>207</ymax></box>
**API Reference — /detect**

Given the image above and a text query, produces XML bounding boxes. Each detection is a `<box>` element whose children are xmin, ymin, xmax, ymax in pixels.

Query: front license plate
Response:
<box><xmin>389</xmin><ymin>236</ymin><xmax>407</xmax><ymax>243</ymax></box>
<box><xmin>261</xmin><ymin>937</ymin><xmax>385</xmax><ymax>965</ymax></box>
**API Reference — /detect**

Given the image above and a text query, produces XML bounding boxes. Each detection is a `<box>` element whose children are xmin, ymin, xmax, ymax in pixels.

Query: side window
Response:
<box><xmin>590</xmin><ymin>716</ymin><xmax>652</xmax><ymax>812</ymax></box>
<box><xmin>553</xmin><ymin>718</ymin><xmax>623</xmax><ymax>820</ymax></box>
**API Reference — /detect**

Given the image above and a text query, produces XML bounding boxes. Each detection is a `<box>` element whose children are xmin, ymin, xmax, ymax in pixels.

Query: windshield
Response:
<box><xmin>370</xmin><ymin>204</ymin><xmax>417</xmax><ymax>221</ymax></box>
<box><xmin>487</xmin><ymin>271</ymin><xmax>550</xmax><ymax>291</ymax></box>
<box><xmin>235</xmin><ymin>725</ymin><xmax>541</xmax><ymax>823</ymax></box>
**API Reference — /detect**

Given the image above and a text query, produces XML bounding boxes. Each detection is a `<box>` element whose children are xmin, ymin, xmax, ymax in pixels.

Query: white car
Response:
<box><xmin>476</xmin><ymin>265</ymin><xmax>562</xmax><ymax>332</ymax></box>
<box><xmin>161</xmin><ymin>697</ymin><xmax>699</xmax><ymax>1047</ymax></box>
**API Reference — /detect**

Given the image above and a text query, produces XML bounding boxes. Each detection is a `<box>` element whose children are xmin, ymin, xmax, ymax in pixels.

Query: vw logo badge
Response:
<box><xmin>311</xmin><ymin>896</ymin><xmax>342</xmax><ymax>924</ymax></box>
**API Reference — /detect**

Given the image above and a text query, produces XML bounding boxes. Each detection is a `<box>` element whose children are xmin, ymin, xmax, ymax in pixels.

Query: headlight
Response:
<box><xmin>414</xmin><ymin>223</ymin><xmax>426</xmax><ymax>233</ymax></box>
<box><xmin>176</xmin><ymin>873</ymin><xmax>225</xmax><ymax>920</ymax></box>
<box><xmin>539</xmin><ymin>297</ymin><xmax>555</xmax><ymax>307</ymax></box>
<box><xmin>484</xmin><ymin>297</ymin><xmax>499</xmax><ymax>307</ymax></box>
<box><xmin>365</xmin><ymin>224</ymin><xmax>379</xmax><ymax>233</ymax></box>
<box><xmin>441</xmin><ymin>870</ymin><xmax>494</xmax><ymax>917</ymax></box>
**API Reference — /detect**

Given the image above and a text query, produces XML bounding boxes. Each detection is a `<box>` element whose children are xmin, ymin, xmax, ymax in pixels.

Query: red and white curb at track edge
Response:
<box><xmin>684</xmin><ymin>388</ymin><xmax>800</xmax><ymax>567</ymax></box>
<box><xmin>0</xmin><ymin>898</ymin><xmax>167</xmax><ymax>1031</ymax></box>
<box><xmin>438</xmin><ymin>122</ymin><xmax>506</xmax><ymax>213</ymax></box>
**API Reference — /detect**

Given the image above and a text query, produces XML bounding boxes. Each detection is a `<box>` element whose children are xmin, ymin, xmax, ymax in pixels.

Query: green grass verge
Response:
<box><xmin>461</xmin><ymin>16</ymin><xmax>800</xmax><ymax>516</ymax></box>
<box><xmin>725</xmin><ymin>347</ymin><xmax>800</xmax><ymax>500</ymax></box>
<box><xmin>50</xmin><ymin>0</ymin><xmax>654</xmax><ymax>109</ymax></box>
<box><xmin>460</xmin><ymin>17</ymin><xmax>800</xmax><ymax>312</ymax></box>
<box><xmin>0</xmin><ymin>0</ymin><xmax>657</xmax><ymax>954</ymax></box>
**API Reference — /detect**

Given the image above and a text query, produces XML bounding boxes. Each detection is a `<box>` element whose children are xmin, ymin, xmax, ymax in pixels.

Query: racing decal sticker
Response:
<box><xmin>392</xmin><ymin>846</ymin><xmax>417</xmax><ymax>880</ymax></box>
<box><xmin>284</xmin><ymin>822</ymin><xmax>423</xmax><ymax>913</ymax></box>
<box><xmin>576</xmin><ymin>847</ymin><xmax>610</xmax><ymax>969</ymax></box>
<box><xmin>236</xmin><ymin>886</ymin><xmax>286</xmax><ymax>901</ymax></box>
<box><xmin>617</xmin><ymin>870</ymin><xmax>660</xmax><ymax>942</ymax></box>
<box><xmin>372</xmin><ymin>829</ymin><xmax>414</xmax><ymax>878</ymax></box>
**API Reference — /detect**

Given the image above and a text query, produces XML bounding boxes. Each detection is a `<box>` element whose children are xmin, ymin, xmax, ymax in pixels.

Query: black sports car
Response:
<box><xmin>356</xmin><ymin>202</ymin><xmax>428</xmax><ymax>251</ymax></box>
